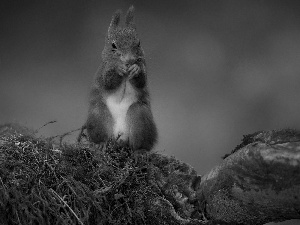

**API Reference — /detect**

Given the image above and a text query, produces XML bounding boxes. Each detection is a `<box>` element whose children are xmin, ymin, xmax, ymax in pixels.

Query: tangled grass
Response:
<box><xmin>0</xmin><ymin>123</ymin><xmax>161</xmax><ymax>225</ymax></box>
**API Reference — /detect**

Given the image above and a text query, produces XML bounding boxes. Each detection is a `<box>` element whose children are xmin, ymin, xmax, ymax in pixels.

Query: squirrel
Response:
<box><xmin>79</xmin><ymin>6</ymin><xmax>157</xmax><ymax>151</ymax></box>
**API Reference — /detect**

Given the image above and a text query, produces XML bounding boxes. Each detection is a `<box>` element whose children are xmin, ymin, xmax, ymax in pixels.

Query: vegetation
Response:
<box><xmin>1</xmin><ymin>123</ymin><xmax>299</xmax><ymax>225</ymax></box>
<box><xmin>0</xmin><ymin>123</ymin><xmax>201</xmax><ymax>225</ymax></box>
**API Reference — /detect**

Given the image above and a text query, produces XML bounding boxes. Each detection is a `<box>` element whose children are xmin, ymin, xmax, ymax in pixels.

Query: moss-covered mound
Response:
<box><xmin>0</xmin><ymin>124</ymin><xmax>202</xmax><ymax>225</ymax></box>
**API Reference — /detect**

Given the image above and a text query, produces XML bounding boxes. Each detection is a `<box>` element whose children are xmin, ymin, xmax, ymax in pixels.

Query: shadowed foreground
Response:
<box><xmin>0</xmin><ymin>123</ymin><xmax>299</xmax><ymax>224</ymax></box>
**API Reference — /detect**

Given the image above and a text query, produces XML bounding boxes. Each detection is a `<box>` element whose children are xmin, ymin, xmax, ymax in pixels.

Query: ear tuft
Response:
<box><xmin>108</xmin><ymin>9</ymin><xmax>122</xmax><ymax>34</ymax></box>
<box><xmin>125</xmin><ymin>5</ymin><xmax>135</xmax><ymax>28</ymax></box>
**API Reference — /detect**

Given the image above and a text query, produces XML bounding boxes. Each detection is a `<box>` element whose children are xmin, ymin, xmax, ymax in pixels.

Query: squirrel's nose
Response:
<box><xmin>120</xmin><ymin>53</ymin><xmax>136</xmax><ymax>65</ymax></box>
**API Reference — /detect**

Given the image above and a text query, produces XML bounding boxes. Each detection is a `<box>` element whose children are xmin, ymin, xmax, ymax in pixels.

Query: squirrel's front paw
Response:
<box><xmin>116</xmin><ymin>64</ymin><xmax>128</xmax><ymax>76</ymax></box>
<box><xmin>128</xmin><ymin>64</ymin><xmax>140</xmax><ymax>79</ymax></box>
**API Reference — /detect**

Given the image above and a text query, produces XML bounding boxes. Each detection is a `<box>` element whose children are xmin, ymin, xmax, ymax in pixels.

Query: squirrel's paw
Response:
<box><xmin>128</xmin><ymin>64</ymin><xmax>140</xmax><ymax>79</ymax></box>
<box><xmin>116</xmin><ymin>64</ymin><xmax>127</xmax><ymax>76</ymax></box>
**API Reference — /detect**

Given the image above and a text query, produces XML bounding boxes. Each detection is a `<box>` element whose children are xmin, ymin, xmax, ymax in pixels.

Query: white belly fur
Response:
<box><xmin>106</xmin><ymin>80</ymin><xmax>137</xmax><ymax>140</ymax></box>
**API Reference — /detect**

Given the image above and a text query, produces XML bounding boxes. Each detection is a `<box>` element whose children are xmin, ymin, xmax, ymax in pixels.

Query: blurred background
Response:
<box><xmin>1</xmin><ymin>1</ymin><xmax>300</xmax><ymax>223</ymax></box>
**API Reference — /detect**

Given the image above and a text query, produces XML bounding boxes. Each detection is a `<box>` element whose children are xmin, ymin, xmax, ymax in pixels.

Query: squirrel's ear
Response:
<box><xmin>108</xmin><ymin>10</ymin><xmax>121</xmax><ymax>34</ymax></box>
<box><xmin>125</xmin><ymin>5</ymin><xmax>136</xmax><ymax>28</ymax></box>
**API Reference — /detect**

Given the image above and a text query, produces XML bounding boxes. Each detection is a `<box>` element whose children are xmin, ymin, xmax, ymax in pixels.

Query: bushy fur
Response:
<box><xmin>85</xmin><ymin>6</ymin><xmax>157</xmax><ymax>151</ymax></box>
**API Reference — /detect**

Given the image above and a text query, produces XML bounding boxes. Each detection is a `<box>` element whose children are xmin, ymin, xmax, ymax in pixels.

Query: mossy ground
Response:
<box><xmin>223</xmin><ymin>128</ymin><xmax>300</xmax><ymax>159</ymax></box>
<box><xmin>0</xmin><ymin>123</ymin><xmax>161</xmax><ymax>225</ymax></box>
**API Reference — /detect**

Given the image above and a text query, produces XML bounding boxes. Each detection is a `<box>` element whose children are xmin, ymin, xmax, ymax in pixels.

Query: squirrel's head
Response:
<box><xmin>103</xmin><ymin>6</ymin><xmax>144</xmax><ymax>66</ymax></box>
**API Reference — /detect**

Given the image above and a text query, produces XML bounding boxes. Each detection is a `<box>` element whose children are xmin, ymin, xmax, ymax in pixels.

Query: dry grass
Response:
<box><xmin>0</xmin><ymin>123</ymin><xmax>161</xmax><ymax>225</ymax></box>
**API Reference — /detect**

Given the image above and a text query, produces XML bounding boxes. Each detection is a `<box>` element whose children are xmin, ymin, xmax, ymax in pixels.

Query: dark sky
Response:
<box><xmin>1</xmin><ymin>3</ymin><xmax>300</xmax><ymax>223</ymax></box>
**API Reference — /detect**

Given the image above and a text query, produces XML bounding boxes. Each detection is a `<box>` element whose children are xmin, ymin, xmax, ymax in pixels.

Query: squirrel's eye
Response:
<box><xmin>112</xmin><ymin>42</ymin><xmax>117</xmax><ymax>50</ymax></box>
